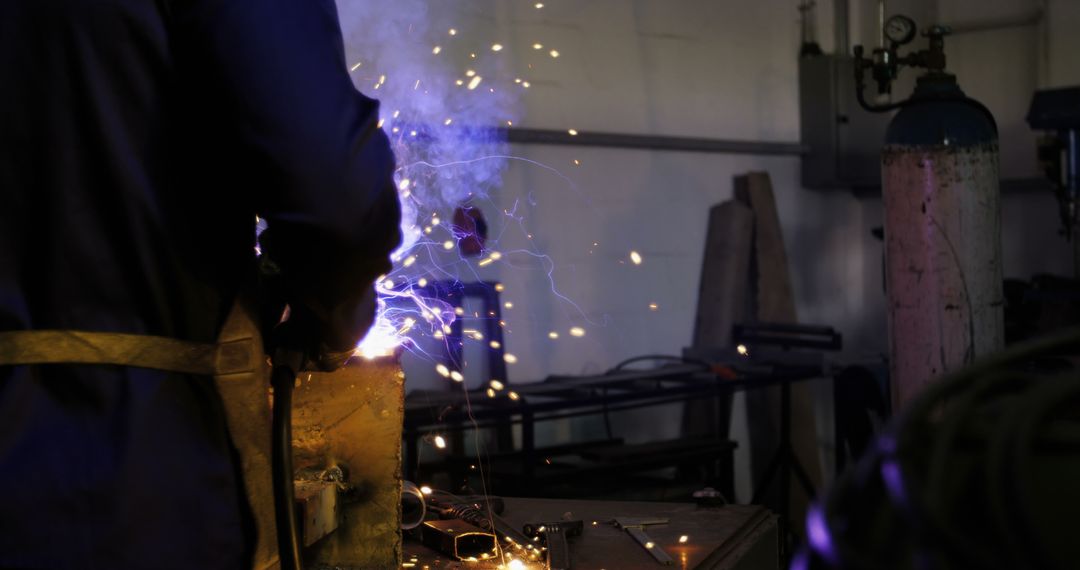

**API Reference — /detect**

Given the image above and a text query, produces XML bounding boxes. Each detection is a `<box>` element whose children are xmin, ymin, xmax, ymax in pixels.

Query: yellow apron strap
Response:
<box><xmin>0</xmin><ymin>300</ymin><xmax>279</xmax><ymax>570</ymax></box>
<box><xmin>0</xmin><ymin>330</ymin><xmax>254</xmax><ymax>375</ymax></box>
<box><xmin>212</xmin><ymin>297</ymin><xmax>279</xmax><ymax>570</ymax></box>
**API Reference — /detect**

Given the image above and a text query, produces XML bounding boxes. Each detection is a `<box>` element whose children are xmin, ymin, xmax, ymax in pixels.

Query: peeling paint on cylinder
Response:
<box><xmin>883</xmin><ymin>143</ymin><xmax>1003</xmax><ymax>409</ymax></box>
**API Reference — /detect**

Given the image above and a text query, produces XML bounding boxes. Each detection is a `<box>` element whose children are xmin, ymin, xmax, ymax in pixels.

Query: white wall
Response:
<box><xmin>385</xmin><ymin>0</ymin><xmax>1080</xmax><ymax>498</ymax></box>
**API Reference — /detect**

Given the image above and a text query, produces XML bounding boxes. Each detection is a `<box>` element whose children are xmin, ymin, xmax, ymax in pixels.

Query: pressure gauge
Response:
<box><xmin>884</xmin><ymin>15</ymin><xmax>917</xmax><ymax>45</ymax></box>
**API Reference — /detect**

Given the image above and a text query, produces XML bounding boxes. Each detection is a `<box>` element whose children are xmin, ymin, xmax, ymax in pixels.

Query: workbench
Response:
<box><xmin>402</xmin><ymin>497</ymin><xmax>779</xmax><ymax>570</ymax></box>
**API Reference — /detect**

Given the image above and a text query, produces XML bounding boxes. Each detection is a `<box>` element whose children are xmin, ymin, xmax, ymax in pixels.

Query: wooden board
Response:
<box><xmin>682</xmin><ymin>200</ymin><xmax>754</xmax><ymax>495</ymax></box>
<box><xmin>291</xmin><ymin>357</ymin><xmax>405</xmax><ymax>569</ymax></box>
<box><xmin>402</xmin><ymin>498</ymin><xmax>778</xmax><ymax>570</ymax></box>
<box><xmin>691</xmin><ymin>200</ymin><xmax>755</xmax><ymax>349</ymax></box>
<box><xmin>734</xmin><ymin>172</ymin><xmax>823</xmax><ymax>525</ymax></box>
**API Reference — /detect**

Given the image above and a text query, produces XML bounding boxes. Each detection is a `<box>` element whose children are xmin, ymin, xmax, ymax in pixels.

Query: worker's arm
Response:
<box><xmin>170</xmin><ymin>0</ymin><xmax>402</xmax><ymax>355</ymax></box>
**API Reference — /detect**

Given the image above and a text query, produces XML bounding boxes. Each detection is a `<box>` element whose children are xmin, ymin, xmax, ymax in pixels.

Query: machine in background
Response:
<box><xmin>1027</xmin><ymin>87</ymin><xmax>1080</xmax><ymax>272</ymax></box>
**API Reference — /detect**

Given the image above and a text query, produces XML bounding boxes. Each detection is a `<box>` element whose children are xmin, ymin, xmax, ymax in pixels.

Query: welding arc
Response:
<box><xmin>271</xmin><ymin>354</ymin><xmax>305</xmax><ymax>570</ymax></box>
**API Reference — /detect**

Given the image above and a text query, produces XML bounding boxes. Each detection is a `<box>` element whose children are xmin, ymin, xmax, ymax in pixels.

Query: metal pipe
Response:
<box><xmin>878</xmin><ymin>0</ymin><xmax>886</xmax><ymax>48</ymax></box>
<box><xmin>835</xmin><ymin>0</ymin><xmax>850</xmax><ymax>55</ymax></box>
<box><xmin>500</xmin><ymin>127</ymin><xmax>807</xmax><ymax>156</ymax></box>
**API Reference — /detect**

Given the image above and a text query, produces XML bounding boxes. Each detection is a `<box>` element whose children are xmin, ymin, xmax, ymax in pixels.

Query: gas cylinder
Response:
<box><xmin>882</xmin><ymin>73</ymin><xmax>1003</xmax><ymax>409</ymax></box>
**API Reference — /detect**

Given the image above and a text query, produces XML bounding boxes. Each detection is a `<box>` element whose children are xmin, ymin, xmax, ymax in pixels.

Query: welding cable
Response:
<box><xmin>897</xmin><ymin>364</ymin><xmax>1074</xmax><ymax>569</ymax></box>
<box><xmin>996</xmin><ymin>373</ymin><xmax>1080</xmax><ymax>570</ymax></box>
<box><xmin>271</xmin><ymin>350</ymin><xmax>306</xmax><ymax>570</ymax></box>
<box><xmin>804</xmin><ymin>326</ymin><xmax>1080</xmax><ymax>570</ymax></box>
<box><xmin>916</xmin><ymin>369</ymin><xmax>1026</xmax><ymax>568</ymax></box>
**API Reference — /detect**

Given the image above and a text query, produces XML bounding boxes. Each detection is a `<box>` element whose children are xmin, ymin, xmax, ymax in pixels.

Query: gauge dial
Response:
<box><xmin>884</xmin><ymin>15</ymin><xmax>917</xmax><ymax>45</ymax></box>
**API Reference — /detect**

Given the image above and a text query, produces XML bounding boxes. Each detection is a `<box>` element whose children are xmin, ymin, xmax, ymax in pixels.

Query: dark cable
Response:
<box><xmin>854</xmin><ymin>76</ymin><xmax>999</xmax><ymax>135</ymax></box>
<box><xmin>607</xmin><ymin>354</ymin><xmax>711</xmax><ymax>374</ymax></box>
<box><xmin>271</xmin><ymin>359</ymin><xmax>304</xmax><ymax>570</ymax></box>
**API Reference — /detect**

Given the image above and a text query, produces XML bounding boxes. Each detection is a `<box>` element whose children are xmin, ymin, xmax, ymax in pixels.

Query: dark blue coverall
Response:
<box><xmin>0</xmin><ymin>0</ymin><xmax>401</xmax><ymax>566</ymax></box>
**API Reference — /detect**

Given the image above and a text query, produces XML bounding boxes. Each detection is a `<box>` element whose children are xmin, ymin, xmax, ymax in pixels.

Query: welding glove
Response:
<box><xmin>265</xmin><ymin>286</ymin><xmax>375</xmax><ymax>373</ymax></box>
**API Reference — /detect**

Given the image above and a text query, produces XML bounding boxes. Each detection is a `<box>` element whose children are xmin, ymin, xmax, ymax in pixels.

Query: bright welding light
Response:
<box><xmin>737</xmin><ymin>344</ymin><xmax>749</xmax><ymax>356</ymax></box>
<box><xmin>508</xmin><ymin>560</ymin><xmax>526</xmax><ymax>570</ymax></box>
<box><xmin>420</xmin><ymin>485</ymin><xmax>432</xmax><ymax>495</ymax></box>
<box><xmin>434</xmin><ymin>435</ymin><xmax>447</xmax><ymax>449</ymax></box>
<box><xmin>679</xmin><ymin>535</ymin><xmax>689</xmax><ymax>544</ymax></box>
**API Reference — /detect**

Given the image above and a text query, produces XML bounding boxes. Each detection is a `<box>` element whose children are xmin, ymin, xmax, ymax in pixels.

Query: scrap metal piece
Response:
<box><xmin>421</xmin><ymin>519</ymin><xmax>498</xmax><ymax>561</ymax></box>
<box><xmin>611</xmin><ymin>517</ymin><xmax>674</xmax><ymax>566</ymax></box>
<box><xmin>294</xmin><ymin>480</ymin><xmax>339</xmax><ymax>547</ymax></box>
<box><xmin>523</xmin><ymin>519</ymin><xmax>583</xmax><ymax>570</ymax></box>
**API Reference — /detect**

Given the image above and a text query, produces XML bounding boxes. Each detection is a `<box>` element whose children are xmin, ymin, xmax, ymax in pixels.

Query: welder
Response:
<box><xmin>0</xmin><ymin>0</ymin><xmax>401</xmax><ymax>568</ymax></box>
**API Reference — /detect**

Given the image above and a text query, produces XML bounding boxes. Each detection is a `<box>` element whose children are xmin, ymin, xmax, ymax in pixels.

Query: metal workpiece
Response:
<box><xmin>611</xmin><ymin>517</ymin><xmax>675</xmax><ymax>566</ymax></box>
<box><xmin>290</xmin><ymin>356</ymin><xmax>406</xmax><ymax>568</ymax></box>
<box><xmin>427</xmin><ymin>491</ymin><xmax>539</xmax><ymax>560</ymax></box>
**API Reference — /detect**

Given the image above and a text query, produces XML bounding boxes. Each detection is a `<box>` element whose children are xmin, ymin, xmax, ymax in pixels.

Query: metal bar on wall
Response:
<box><xmin>498</xmin><ymin>127</ymin><xmax>807</xmax><ymax>156</ymax></box>
<box><xmin>942</xmin><ymin>9</ymin><xmax>1043</xmax><ymax>35</ymax></box>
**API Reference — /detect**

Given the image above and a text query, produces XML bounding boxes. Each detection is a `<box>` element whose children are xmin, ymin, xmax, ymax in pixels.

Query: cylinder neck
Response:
<box><xmin>911</xmin><ymin>73</ymin><xmax>964</xmax><ymax>100</ymax></box>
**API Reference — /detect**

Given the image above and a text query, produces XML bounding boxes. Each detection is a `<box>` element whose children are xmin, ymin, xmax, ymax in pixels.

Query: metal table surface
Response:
<box><xmin>402</xmin><ymin>497</ymin><xmax>779</xmax><ymax>570</ymax></box>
